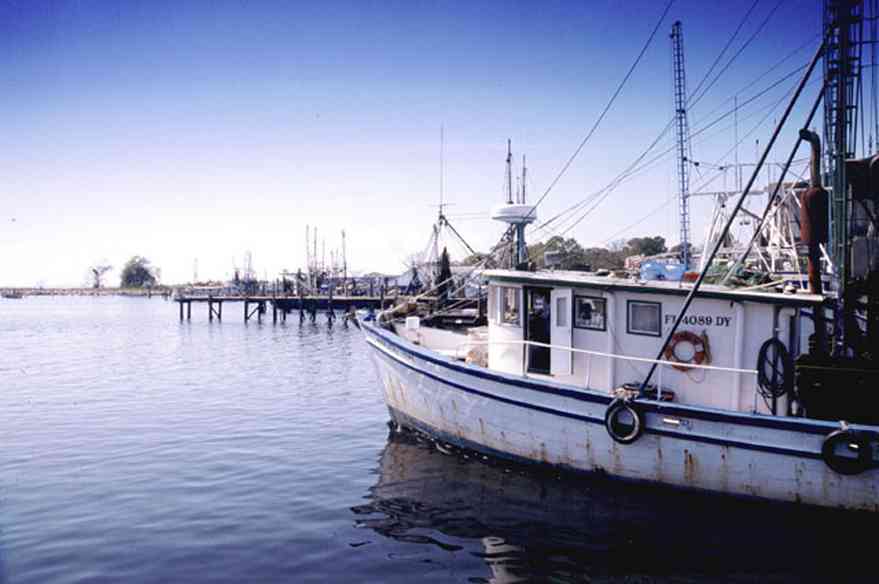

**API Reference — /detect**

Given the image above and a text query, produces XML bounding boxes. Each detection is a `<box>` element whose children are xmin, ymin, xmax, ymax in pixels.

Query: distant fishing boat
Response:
<box><xmin>2</xmin><ymin>290</ymin><xmax>24</xmax><ymax>299</ymax></box>
<box><xmin>363</xmin><ymin>2</ymin><xmax>879</xmax><ymax>512</ymax></box>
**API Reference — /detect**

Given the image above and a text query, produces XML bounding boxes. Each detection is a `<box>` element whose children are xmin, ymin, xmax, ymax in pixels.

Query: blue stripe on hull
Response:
<box><xmin>365</xmin><ymin>327</ymin><xmax>829</xmax><ymax>462</ymax></box>
<box><xmin>362</xmin><ymin>322</ymin><xmax>877</xmax><ymax>439</ymax></box>
<box><xmin>385</xmin><ymin>406</ymin><xmax>822</xmax><ymax>510</ymax></box>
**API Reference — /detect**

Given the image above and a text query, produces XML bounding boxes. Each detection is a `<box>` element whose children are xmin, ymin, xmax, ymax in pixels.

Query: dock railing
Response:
<box><xmin>455</xmin><ymin>338</ymin><xmax>759</xmax><ymax>407</ymax></box>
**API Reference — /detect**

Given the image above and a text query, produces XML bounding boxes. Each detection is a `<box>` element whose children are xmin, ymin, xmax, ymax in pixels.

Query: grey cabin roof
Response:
<box><xmin>483</xmin><ymin>269</ymin><xmax>826</xmax><ymax>307</ymax></box>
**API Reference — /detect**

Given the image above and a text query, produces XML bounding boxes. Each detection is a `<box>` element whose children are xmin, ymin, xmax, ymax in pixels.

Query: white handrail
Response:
<box><xmin>458</xmin><ymin>338</ymin><xmax>757</xmax><ymax>375</ymax></box>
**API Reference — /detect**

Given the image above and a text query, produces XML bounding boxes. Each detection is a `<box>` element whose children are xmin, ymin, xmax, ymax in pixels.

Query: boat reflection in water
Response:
<box><xmin>353</xmin><ymin>427</ymin><xmax>873</xmax><ymax>582</ymax></box>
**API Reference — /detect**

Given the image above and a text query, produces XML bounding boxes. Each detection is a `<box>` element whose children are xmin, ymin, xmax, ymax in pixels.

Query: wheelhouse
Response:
<box><xmin>480</xmin><ymin>269</ymin><xmax>823</xmax><ymax>416</ymax></box>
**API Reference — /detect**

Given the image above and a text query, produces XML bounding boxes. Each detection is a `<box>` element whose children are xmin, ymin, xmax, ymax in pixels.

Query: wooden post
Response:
<box><xmin>209</xmin><ymin>299</ymin><xmax>213</xmax><ymax>321</ymax></box>
<box><xmin>218</xmin><ymin>300</ymin><xmax>223</xmax><ymax>321</ymax></box>
<box><xmin>244</xmin><ymin>300</ymin><xmax>249</xmax><ymax>322</ymax></box>
<box><xmin>187</xmin><ymin>301</ymin><xmax>192</xmax><ymax>320</ymax></box>
<box><xmin>179</xmin><ymin>301</ymin><xmax>184</xmax><ymax>321</ymax></box>
<box><xmin>273</xmin><ymin>302</ymin><xmax>277</xmax><ymax>323</ymax></box>
<box><xmin>328</xmin><ymin>286</ymin><xmax>334</xmax><ymax>320</ymax></box>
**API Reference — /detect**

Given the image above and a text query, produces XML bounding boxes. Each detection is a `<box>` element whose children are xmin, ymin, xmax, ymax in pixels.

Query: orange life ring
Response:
<box><xmin>664</xmin><ymin>330</ymin><xmax>709</xmax><ymax>371</ymax></box>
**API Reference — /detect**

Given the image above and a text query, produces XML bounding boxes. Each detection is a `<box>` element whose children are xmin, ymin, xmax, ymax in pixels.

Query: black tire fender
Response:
<box><xmin>821</xmin><ymin>430</ymin><xmax>872</xmax><ymax>476</ymax></box>
<box><xmin>605</xmin><ymin>399</ymin><xmax>645</xmax><ymax>445</ymax></box>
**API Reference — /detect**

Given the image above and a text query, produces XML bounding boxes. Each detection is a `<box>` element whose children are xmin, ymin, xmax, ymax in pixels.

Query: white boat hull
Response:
<box><xmin>363</xmin><ymin>322</ymin><xmax>879</xmax><ymax>512</ymax></box>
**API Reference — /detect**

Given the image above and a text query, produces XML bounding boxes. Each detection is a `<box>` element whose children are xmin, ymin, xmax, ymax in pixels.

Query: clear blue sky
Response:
<box><xmin>1</xmin><ymin>0</ymin><xmax>821</xmax><ymax>286</ymax></box>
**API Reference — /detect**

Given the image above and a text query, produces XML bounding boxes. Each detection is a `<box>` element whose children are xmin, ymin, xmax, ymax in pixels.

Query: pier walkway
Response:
<box><xmin>175</xmin><ymin>295</ymin><xmax>396</xmax><ymax>323</ymax></box>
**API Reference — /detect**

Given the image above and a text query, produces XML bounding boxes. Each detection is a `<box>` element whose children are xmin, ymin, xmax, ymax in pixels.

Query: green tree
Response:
<box><xmin>625</xmin><ymin>236</ymin><xmax>667</xmax><ymax>257</ymax></box>
<box><xmin>458</xmin><ymin>252</ymin><xmax>489</xmax><ymax>266</ymax></box>
<box><xmin>527</xmin><ymin>236</ymin><xmax>627</xmax><ymax>270</ymax></box>
<box><xmin>581</xmin><ymin>246</ymin><xmax>626</xmax><ymax>270</ymax></box>
<box><xmin>120</xmin><ymin>256</ymin><xmax>158</xmax><ymax>288</ymax></box>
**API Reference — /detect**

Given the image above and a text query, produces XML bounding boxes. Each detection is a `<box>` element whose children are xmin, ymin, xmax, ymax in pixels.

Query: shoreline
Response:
<box><xmin>1</xmin><ymin>287</ymin><xmax>175</xmax><ymax>297</ymax></box>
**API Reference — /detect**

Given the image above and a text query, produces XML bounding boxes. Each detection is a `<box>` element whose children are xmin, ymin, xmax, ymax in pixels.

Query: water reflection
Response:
<box><xmin>354</xmin><ymin>428</ymin><xmax>873</xmax><ymax>582</ymax></box>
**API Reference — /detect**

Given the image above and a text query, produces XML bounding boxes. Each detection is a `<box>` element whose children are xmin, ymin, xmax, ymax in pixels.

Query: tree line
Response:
<box><xmin>88</xmin><ymin>256</ymin><xmax>159</xmax><ymax>288</ymax></box>
<box><xmin>460</xmin><ymin>235</ymin><xmax>675</xmax><ymax>270</ymax></box>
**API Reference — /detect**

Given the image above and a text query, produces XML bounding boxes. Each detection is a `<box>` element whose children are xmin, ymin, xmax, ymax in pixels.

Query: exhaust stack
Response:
<box><xmin>797</xmin><ymin>128</ymin><xmax>827</xmax><ymax>295</ymax></box>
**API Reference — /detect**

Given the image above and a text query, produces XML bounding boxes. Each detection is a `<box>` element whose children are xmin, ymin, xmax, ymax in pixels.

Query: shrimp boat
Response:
<box><xmin>362</xmin><ymin>2</ymin><xmax>879</xmax><ymax>511</ymax></box>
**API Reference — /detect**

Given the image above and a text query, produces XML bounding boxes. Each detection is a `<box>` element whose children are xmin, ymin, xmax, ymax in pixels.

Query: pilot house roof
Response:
<box><xmin>483</xmin><ymin>269</ymin><xmax>827</xmax><ymax>308</ymax></box>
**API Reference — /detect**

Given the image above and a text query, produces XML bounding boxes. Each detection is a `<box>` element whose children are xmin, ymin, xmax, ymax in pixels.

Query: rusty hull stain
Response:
<box><xmin>683</xmin><ymin>449</ymin><xmax>697</xmax><ymax>484</ymax></box>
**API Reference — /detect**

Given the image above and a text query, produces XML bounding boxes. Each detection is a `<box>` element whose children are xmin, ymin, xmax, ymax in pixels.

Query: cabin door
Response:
<box><xmin>550</xmin><ymin>288</ymin><xmax>573</xmax><ymax>376</ymax></box>
<box><xmin>525</xmin><ymin>287</ymin><xmax>551</xmax><ymax>374</ymax></box>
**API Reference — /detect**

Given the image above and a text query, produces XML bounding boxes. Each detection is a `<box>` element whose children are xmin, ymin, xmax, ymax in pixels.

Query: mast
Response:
<box><xmin>440</xmin><ymin>125</ymin><xmax>445</xmax><ymax>212</ymax></box>
<box><xmin>341</xmin><ymin>229</ymin><xmax>347</xmax><ymax>294</ymax></box>
<box><xmin>824</xmin><ymin>0</ymin><xmax>862</xmax><ymax>302</ymax></box>
<box><xmin>639</xmin><ymin>35</ymin><xmax>826</xmax><ymax>392</ymax></box>
<box><xmin>505</xmin><ymin>139</ymin><xmax>513</xmax><ymax>205</ymax></box>
<box><xmin>305</xmin><ymin>225</ymin><xmax>311</xmax><ymax>289</ymax></box>
<box><xmin>671</xmin><ymin>20</ymin><xmax>692</xmax><ymax>270</ymax></box>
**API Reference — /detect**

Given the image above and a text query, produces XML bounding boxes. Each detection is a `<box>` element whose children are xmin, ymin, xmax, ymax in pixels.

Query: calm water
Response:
<box><xmin>0</xmin><ymin>296</ymin><xmax>873</xmax><ymax>583</ymax></box>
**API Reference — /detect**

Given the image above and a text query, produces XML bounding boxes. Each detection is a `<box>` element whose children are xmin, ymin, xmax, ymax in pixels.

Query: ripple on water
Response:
<box><xmin>1</xmin><ymin>297</ymin><xmax>875</xmax><ymax>583</ymax></box>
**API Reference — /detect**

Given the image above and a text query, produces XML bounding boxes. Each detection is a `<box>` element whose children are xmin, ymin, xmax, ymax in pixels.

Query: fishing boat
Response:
<box><xmin>2</xmin><ymin>290</ymin><xmax>24</xmax><ymax>299</ymax></box>
<box><xmin>362</xmin><ymin>2</ymin><xmax>879</xmax><ymax>511</ymax></box>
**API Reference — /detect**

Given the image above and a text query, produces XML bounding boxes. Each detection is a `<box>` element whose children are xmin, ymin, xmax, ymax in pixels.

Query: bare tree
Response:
<box><xmin>89</xmin><ymin>264</ymin><xmax>113</xmax><ymax>288</ymax></box>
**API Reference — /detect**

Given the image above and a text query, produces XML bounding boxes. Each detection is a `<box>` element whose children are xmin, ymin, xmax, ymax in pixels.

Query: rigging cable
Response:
<box><xmin>599</xmin><ymin>195</ymin><xmax>676</xmax><ymax>246</ymax></box>
<box><xmin>524</xmin><ymin>0</ymin><xmax>676</xmax><ymax>217</ymax></box>
<box><xmin>689</xmin><ymin>0</ymin><xmax>787</xmax><ymax>110</ymax></box>
<box><xmin>688</xmin><ymin>0</ymin><xmax>762</xmax><ymax>115</ymax></box>
<box><xmin>529</xmin><ymin>16</ymin><xmax>809</xmax><ymax>245</ymax></box>
<box><xmin>547</xmin><ymin>63</ymin><xmax>809</xmax><ymax>240</ymax></box>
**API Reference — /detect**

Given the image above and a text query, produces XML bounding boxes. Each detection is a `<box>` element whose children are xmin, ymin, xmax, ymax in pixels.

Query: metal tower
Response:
<box><xmin>823</xmin><ymin>0</ymin><xmax>863</xmax><ymax>291</ymax></box>
<box><xmin>671</xmin><ymin>20</ymin><xmax>692</xmax><ymax>269</ymax></box>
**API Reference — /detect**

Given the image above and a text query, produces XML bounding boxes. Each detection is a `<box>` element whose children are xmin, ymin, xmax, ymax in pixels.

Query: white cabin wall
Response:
<box><xmin>570</xmin><ymin>290</ymin><xmax>614</xmax><ymax>391</ymax></box>
<box><xmin>738</xmin><ymin>303</ymin><xmax>799</xmax><ymax>415</ymax></box>
<box><xmin>603</xmin><ymin>291</ymin><xmax>753</xmax><ymax>410</ymax></box>
<box><xmin>483</xmin><ymin>277</ymin><xmax>810</xmax><ymax>415</ymax></box>
<box><xmin>487</xmin><ymin>285</ymin><xmax>525</xmax><ymax>376</ymax></box>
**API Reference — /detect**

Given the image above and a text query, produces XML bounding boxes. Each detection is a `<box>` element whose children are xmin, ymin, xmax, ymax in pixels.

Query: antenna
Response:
<box><xmin>671</xmin><ymin>20</ymin><xmax>692</xmax><ymax>270</ymax></box>
<box><xmin>440</xmin><ymin>124</ymin><xmax>445</xmax><ymax>216</ymax></box>
<box><xmin>734</xmin><ymin>95</ymin><xmax>740</xmax><ymax>191</ymax></box>
<box><xmin>491</xmin><ymin>141</ymin><xmax>537</xmax><ymax>269</ymax></box>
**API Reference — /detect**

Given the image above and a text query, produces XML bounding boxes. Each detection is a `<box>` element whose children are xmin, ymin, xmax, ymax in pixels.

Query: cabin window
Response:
<box><xmin>627</xmin><ymin>300</ymin><xmax>661</xmax><ymax>337</ymax></box>
<box><xmin>499</xmin><ymin>286</ymin><xmax>520</xmax><ymax>326</ymax></box>
<box><xmin>556</xmin><ymin>296</ymin><xmax>568</xmax><ymax>327</ymax></box>
<box><xmin>574</xmin><ymin>296</ymin><xmax>606</xmax><ymax>330</ymax></box>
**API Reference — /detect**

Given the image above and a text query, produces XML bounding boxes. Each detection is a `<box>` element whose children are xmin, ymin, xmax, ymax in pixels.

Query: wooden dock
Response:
<box><xmin>174</xmin><ymin>295</ymin><xmax>394</xmax><ymax>323</ymax></box>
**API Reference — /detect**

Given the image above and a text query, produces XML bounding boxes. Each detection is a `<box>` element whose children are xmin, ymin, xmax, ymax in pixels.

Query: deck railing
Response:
<box><xmin>455</xmin><ymin>338</ymin><xmax>759</xmax><ymax>406</ymax></box>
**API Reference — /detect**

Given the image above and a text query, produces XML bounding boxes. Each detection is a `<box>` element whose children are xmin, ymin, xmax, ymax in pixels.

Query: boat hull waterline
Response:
<box><xmin>362</xmin><ymin>322</ymin><xmax>878</xmax><ymax>511</ymax></box>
